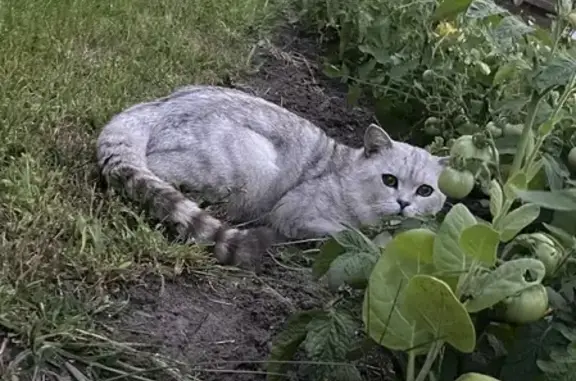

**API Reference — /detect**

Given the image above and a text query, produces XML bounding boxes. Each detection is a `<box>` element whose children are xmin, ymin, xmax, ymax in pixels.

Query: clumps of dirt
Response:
<box><xmin>231</xmin><ymin>26</ymin><xmax>377</xmax><ymax>147</ymax></box>
<box><xmin>109</xmin><ymin>25</ymin><xmax>390</xmax><ymax>381</ymax></box>
<box><xmin>116</xmin><ymin>266</ymin><xmax>328</xmax><ymax>381</ymax></box>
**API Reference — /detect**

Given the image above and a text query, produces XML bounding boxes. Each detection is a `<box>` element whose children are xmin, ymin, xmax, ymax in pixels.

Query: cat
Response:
<box><xmin>96</xmin><ymin>85</ymin><xmax>448</xmax><ymax>270</ymax></box>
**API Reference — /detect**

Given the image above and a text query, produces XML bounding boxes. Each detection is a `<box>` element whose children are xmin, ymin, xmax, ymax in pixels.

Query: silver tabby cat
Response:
<box><xmin>97</xmin><ymin>85</ymin><xmax>447</xmax><ymax>270</ymax></box>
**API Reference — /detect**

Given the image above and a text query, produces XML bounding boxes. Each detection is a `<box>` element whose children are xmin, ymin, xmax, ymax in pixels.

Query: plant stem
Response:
<box><xmin>414</xmin><ymin>341</ymin><xmax>443</xmax><ymax>381</ymax></box>
<box><xmin>523</xmin><ymin>76</ymin><xmax>576</xmax><ymax>176</ymax></box>
<box><xmin>510</xmin><ymin>94</ymin><xmax>541</xmax><ymax>176</ymax></box>
<box><xmin>407</xmin><ymin>351</ymin><xmax>416</xmax><ymax>381</ymax></box>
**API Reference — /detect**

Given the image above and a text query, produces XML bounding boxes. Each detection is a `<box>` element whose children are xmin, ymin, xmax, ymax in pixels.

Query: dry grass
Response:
<box><xmin>0</xmin><ymin>0</ymin><xmax>282</xmax><ymax>378</ymax></box>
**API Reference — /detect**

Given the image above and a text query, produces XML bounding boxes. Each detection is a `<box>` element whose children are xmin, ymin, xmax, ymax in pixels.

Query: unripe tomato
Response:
<box><xmin>503</xmin><ymin>284</ymin><xmax>549</xmax><ymax>324</ymax></box>
<box><xmin>514</xmin><ymin>233</ymin><xmax>563</xmax><ymax>277</ymax></box>
<box><xmin>568</xmin><ymin>12</ymin><xmax>576</xmax><ymax>28</ymax></box>
<box><xmin>450</xmin><ymin>135</ymin><xmax>493</xmax><ymax>162</ymax></box>
<box><xmin>503</xmin><ymin>123</ymin><xmax>523</xmax><ymax>136</ymax></box>
<box><xmin>476</xmin><ymin>61</ymin><xmax>491</xmax><ymax>75</ymax></box>
<box><xmin>568</xmin><ymin>147</ymin><xmax>576</xmax><ymax>170</ymax></box>
<box><xmin>424</xmin><ymin>116</ymin><xmax>442</xmax><ymax>136</ymax></box>
<box><xmin>438</xmin><ymin>167</ymin><xmax>475</xmax><ymax>199</ymax></box>
<box><xmin>453</xmin><ymin>114</ymin><xmax>469</xmax><ymax>127</ymax></box>
<box><xmin>423</xmin><ymin>69</ymin><xmax>435</xmax><ymax>81</ymax></box>
<box><xmin>455</xmin><ymin>373</ymin><xmax>502</xmax><ymax>381</ymax></box>
<box><xmin>503</xmin><ymin>124</ymin><xmax>535</xmax><ymax>157</ymax></box>
<box><xmin>486</xmin><ymin>122</ymin><xmax>503</xmax><ymax>138</ymax></box>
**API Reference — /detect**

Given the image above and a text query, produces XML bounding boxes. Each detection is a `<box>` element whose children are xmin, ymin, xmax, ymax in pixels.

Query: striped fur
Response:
<box><xmin>96</xmin><ymin>85</ymin><xmax>447</xmax><ymax>270</ymax></box>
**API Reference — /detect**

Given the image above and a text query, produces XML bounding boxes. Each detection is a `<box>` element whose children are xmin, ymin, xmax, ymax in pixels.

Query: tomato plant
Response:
<box><xmin>268</xmin><ymin>0</ymin><xmax>576</xmax><ymax>380</ymax></box>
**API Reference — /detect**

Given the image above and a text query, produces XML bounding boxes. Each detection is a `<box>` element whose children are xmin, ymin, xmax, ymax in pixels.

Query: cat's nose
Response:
<box><xmin>397</xmin><ymin>199</ymin><xmax>411</xmax><ymax>210</ymax></box>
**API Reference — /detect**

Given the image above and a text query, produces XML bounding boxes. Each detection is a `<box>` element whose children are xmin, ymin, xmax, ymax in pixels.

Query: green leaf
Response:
<box><xmin>372</xmin><ymin>231</ymin><xmax>393</xmax><ymax>247</ymax></box>
<box><xmin>267</xmin><ymin>310</ymin><xmax>324</xmax><ymax>381</ymax></box>
<box><xmin>326</xmin><ymin>250</ymin><xmax>379</xmax><ymax>290</ymax></box>
<box><xmin>493</xmin><ymin>59</ymin><xmax>530</xmax><ymax>86</ymax></box>
<box><xmin>513</xmin><ymin>188</ymin><xmax>576</xmax><ymax>211</ymax></box>
<box><xmin>531</xmin><ymin>26</ymin><xmax>554</xmax><ymax>47</ymax></box>
<box><xmin>433</xmin><ymin>204</ymin><xmax>477</xmax><ymax>274</ymax></box>
<box><xmin>533</xmin><ymin>52</ymin><xmax>576</xmax><ymax>91</ymax></box>
<box><xmin>313</xmin><ymin>238</ymin><xmax>345</xmax><ymax>279</ymax></box>
<box><xmin>304</xmin><ymin>309</ymin><xmax>358</xmax><ymax>361</ymax></box>
<box><xmin>404</xmin><ymin>275</ymin><xmax>476</xmax><ymax>353</ymax></box>
<box><xmin>329</xmin><ymin>365</ymin><xmax>363</xmax><ymax>381</ymax></box>
<box><xmin>489</xmin><ymin>180</ymin><xmax>504</xmax><ymax>219</ymax></box>
<box><xmin>552</xmin><ymin>209</ymin><xmax>576</xmax><ymax>236</ymax></box>
<box><xmin>463</xmin><ymin>258</ymin><xmax>546</xmax><ymax>313</ymax></box>
<box><xmin>465</xmin><ymin>0</ymin><xmax>508</xmax><ymax>19</ymax></box>
<box><xmin>496</xmin><ymin>203</ymin><xmax>541</xmax><ymax>242</ymax></box>
<box><xmin>542</xmin><ymin>153</ymin><xmax>569</xmax><ymax>191</ymax></box>
<box><xmin>537</xmin><ymin>114</ymin><xmax>561</xmax><ymax>136</ymax></box>
<box><xmin>459</xmin><ymin>224</ymin><xmax>499</xmax><ymax>266</ymax></box>
<box><xmin>358</xmin><ymin>44</ymin><xmax>390</xmax><ymax>65</ymax></box>
<box><xmin>357</xmin><ymin>58</ymin><xmax>377</xmax><ymax>81</ymax></box>
<box><xmin>363</xmin><ymin>229</ymin><xmax>437</xmax><ymax>353</ymax></box>
<box><xmin>313</xmin><ymin>227</ymin><xmax>380</xmax><ymax>279</ymax></box>
<box><xmin>389</xmin><ymin>59</ymin><xmax>418</xmax><ymax>80</ymax></box>
<box><xmin>543</xmin><ymin>222</ymin><xmax>576</xmax><ymax>248</ymax></box>
<box><xmin>493</xmin><ymin>15</ymin><xmax>535</xmax><ymax>41</ymax></box>
<box><xmin>432</xmin><ymin>0</ymin><xmax>473</xmax><ymax>21</ymax></box>
<box><xmin>526</xmin><ymin>159</ymin><xmax>544</xmax><ymax>184</ymax></box>
<box><xmin>499</xmin><ymin>320</ymin><xmax>567</xmax><ymax>381</ymax></box>
<box><xmin>323</xmin><ymin>63</ymin><xmax>342</xmax><ymax>78</ymax></box>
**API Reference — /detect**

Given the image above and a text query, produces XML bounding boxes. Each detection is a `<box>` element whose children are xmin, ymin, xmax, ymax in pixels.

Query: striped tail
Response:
<box><xmin>97</xmin><ymin>118</ymin><xmax>274</xmax><ymax>271</ymax></box>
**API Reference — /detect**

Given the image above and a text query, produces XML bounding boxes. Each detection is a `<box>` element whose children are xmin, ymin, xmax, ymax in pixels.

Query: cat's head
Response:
<box><xmin>345</xmin><ymin>124</ymin><xmax>448</xmax><ymax>223</ymax></box>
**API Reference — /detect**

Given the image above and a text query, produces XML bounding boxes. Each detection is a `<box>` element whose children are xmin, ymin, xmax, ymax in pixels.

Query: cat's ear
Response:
<box><xmin>436</xmin><ymin>156</ymin><xmax>451</xmax><ymax>166</ymax></box>
<box><xmin>363</xmin><ymin>124</ymin><xmax>393</xmax><ymax>157</ymax></box>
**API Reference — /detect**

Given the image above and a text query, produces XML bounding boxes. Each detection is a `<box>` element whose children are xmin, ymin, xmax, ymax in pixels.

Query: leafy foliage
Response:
<box><xmin>269</xmin><ymin>0</ymin><xmax>576</xmax><ymax>380</ymax></box>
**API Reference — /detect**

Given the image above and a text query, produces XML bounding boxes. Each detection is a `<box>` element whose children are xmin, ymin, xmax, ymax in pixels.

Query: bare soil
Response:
<box><xmin>109</xmin><ymin>25</ymin><xmax>391</xmax><ymax>381</ymax></box>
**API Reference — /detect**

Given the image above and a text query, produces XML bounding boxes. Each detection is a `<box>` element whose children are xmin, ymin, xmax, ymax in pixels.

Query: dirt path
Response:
<box><xmin>107</xmin><ymin>26</ymin><xmax>390</xmax><ymax>381</ymax></box>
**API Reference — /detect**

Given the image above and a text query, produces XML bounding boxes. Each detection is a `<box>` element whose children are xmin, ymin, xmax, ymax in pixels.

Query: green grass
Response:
<box><xmin>0</xmin><ymin>0</ymin><xmax>281</xmax><ymax>378</ymax></box>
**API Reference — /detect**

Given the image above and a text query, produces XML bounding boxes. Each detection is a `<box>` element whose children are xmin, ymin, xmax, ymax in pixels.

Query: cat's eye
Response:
<box><xmin>416</xmin><ymin>184</ymin><xmax>434</xmax><ymax>197</ymax></box>
<box><xmin>382</xmin><ymin>174</ymin><xmax>398</xmax><ymax>188</ymax></box>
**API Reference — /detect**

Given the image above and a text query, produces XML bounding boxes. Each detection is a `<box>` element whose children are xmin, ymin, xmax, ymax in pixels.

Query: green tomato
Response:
<box><xmin>503</xmin><ymin>284</ymin><xmax>549</xmax><ymax>324</ymax></box>
<box><xmin>422</xmin><ymin>69</ymin><xmax>435</xmax><ymax>81</ymax></box>
<box><xmin>503</xmin><ymin>123</ymin><xmax>523</xmax><ymax>136</ymax></box>
<box><xmin>424</xmin><ymin>116</ymin><xmax>442</xmax><ymax>135</ymax></box>
<box><xmin>486</xmin><ymin>121</ymin><xmax>503</xmax><ymax>138</ymax></box>
<box><xmin>450</xmin><ymin>135</ymin><xmax>493</xmax><ymax>162</ymax></box>
<box><xmin>568</xmin><ymin>12</ymin><xmax>576</xmax><ymax>28</ymax></box>
<box><xmin>476</xmin><ymin>61</ymin><xmax>491</xmax><ymax>75</ymax></box>
<box><xmin>424</xmin><ymin>125</ymin><xmax>441</xmax><ymax>136</ymax></box>
<box><xmin>515</xmin><ymin>233</ymin><xmax>563</xmax><ymax>277</ymax></box>
<box><xmin>438</xmin><ymin>167</ymin><xmax>475</xmax><ymax>199</ymax></box>
<box><xmin>568</xmin><ymin>147</ymin><xmax>576</xmax><ymax>170</ymax></box>
<box><xmin>455</xmin><ymin>373</ymin><xmax>502</xmax><ymax>381</ymax></box>
<box><xmin>503</xmin><ymin>123</ymin><xmax>535</xmax><ymax>157</ymax></box>
<box><xmin>453</xmin><ymin>114</ymin><xmax>469</xmax><ymax>127</ymax></box>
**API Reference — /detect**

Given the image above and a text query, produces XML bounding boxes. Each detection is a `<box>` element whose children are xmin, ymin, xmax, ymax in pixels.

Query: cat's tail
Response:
<box><xmin>96</xmin><ymin>107</ymin><xmax>274</xmax><ymax>271</ymax></box>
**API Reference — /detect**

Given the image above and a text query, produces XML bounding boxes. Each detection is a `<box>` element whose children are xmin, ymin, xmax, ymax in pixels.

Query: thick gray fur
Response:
<box><xmin>97</xmin><ymin>85</ymin><xmax>447</xmax><ymax>270</ymax></box>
